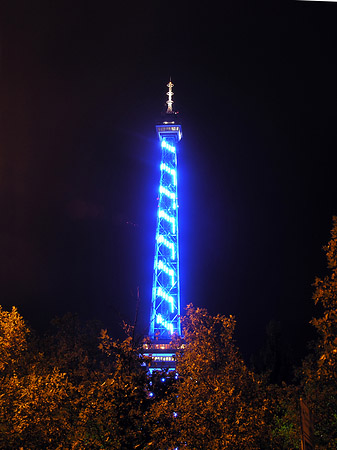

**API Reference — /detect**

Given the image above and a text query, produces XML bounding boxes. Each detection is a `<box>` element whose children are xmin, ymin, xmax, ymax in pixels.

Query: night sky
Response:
<box><xmin>1</xmin><ymin>2</ymin><xmax>336</xmax><ymax>360</ymax></box>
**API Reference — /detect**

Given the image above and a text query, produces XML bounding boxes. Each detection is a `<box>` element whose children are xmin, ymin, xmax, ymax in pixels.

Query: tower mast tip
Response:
<box><xmin>166</xmin><ymin>79</ymin><xmax>174</xmax><ymax>114</ymax></box>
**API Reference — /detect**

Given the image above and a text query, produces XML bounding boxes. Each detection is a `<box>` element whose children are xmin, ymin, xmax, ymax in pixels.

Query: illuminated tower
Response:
<box><xmin>144</xmin><ymin>80</ymin><xmax>182</xmax><ymax>371</ymax></box>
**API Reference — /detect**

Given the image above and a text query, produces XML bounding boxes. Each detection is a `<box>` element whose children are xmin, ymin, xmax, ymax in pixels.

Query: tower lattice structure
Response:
<box><xmin>150</xmin><ymin>80</ymin><xmax>182</xmax><ymax>341</ymax></box>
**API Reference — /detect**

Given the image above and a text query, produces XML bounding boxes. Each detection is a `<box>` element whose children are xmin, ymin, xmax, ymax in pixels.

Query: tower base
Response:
<box><xmin>143</xmin><ymin>339</ymin><xmax>179</xmax><ymax>373</ymax></box>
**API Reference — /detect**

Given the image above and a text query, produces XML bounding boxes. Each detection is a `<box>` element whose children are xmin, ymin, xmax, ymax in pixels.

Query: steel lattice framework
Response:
<box><xmin>149</xmin><ymin>80</ymin><xmax>182</xmax><ymax>339</ymax></box>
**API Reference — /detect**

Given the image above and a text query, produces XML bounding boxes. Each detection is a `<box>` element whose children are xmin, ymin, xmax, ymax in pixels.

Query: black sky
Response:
<box><xmin>0</xmin><ymin>1</ymin><xmax>336</xmax><ymax>360</ymax></box>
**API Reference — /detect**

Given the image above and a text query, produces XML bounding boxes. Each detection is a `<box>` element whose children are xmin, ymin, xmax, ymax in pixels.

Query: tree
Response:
<box><xmin>311</xmin><ymin>216</ymin><xmax>337</xmax><ymax>381</ymax></box>
<box><xmin>1</xmin><ymin>367</ymin><xmax>72</xmax><ymax>449</ymax></box>
<box><xmin>266</xmin><ymin>383</ymin><xmax>301</xmax><ymax>449</ymax></box>
<box><xmin>301</xmin><ymin>217</ymin><xmax>337</xmax><ymax>449</ymax></box>
<box><xmin>251</xmin><ymin>320</ymin><xmax>295</xmax><ymax>385</ymax></box>
<box><xmin>0</xmin><ymin>308</ymin><xmax>152</xmax><ymax>449</ymax></box>
<box><xmin>148</xmin><ymin>305</ymin><xmax>274</xmax><ymax>450</ymax></box>
<box><xmin>0</xmin><ymin>307</ymin><xmax>76</xmax><ymax>449</ymax></box>
<box><xmin>0</xmin><ymin>306</ymin><xmax>28</xmax><ymax>373</ymax></box>
<box><xmin>0</xmin><ymin>303</ymin><xmax>306</xmax><ymax>448</ymax></box>
<box><xmin>0</xmin><ymin>306</ymin><xmax>30</xmax><ymax>445</ymax></box>
<box><xmin>69</xmin><ymin>328</ymin><xmax>150</xmax><ymax>449</ymax></box>
<box><xmin>41</xmin><ymin>312</ymin><xmax>107</xmax><ymax>383</ymax></box>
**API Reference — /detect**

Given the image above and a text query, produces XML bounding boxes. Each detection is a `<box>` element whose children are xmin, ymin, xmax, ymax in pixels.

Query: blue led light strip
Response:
<box><xmin>158</xmin><ymin>209</ymin><xmax>176</xmax><ymax>233</ymax></box>
<box><xmin>157</xmin><ymin>286</ymin><xmax>174</xmax><ymax>312</ymax></box>
<box><xmin>156</xmin><ymin>313</ymin><xmax>174</xmax><ymax>334</ymax></box>
<box><xmin>157</xmin><ymin>260</ymin><xmax>175</xmax><ymax>286</ymax></box>
<box><xmin>159</xmin><ymin>186</ymin><xmax>176</xmax><ymax>209</ymax></box>
<box><xmin>157</xmin><ymin>234</ymin><xmax>175</xmax><ymax>259</ymax></box>
<box><xmin>161</xmin><ymin>140</ymin><xmax>176</xmax><ymax>153</ymax></box>
<box><xmin>160</xmin><ymin>163</ymin><xmax>177</xmax><ymax>185</ymax></box>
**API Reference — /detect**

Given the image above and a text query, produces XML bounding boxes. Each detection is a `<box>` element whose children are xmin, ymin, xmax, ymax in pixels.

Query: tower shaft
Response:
<box><xmin>145</xmin><ymin>81</ymin><xmax>182</xmax><ymax>372</ymax></box>
<box><xmin>150</xmin><ymin>125</ymin><xmax>182</xmax><ymax>339</ymax></box>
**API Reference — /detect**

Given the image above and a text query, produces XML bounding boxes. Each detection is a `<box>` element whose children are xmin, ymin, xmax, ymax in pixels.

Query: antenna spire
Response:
<box><xmin>166</xmin><ymin>78</ymin><xmax>174</xmax><ymax>114</ymax></box>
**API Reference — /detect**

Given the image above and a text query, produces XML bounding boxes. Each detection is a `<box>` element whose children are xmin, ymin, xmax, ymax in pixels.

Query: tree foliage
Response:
<box><xmin>149</xmin><ymin>305</ymin><xmax>279</xmax><ymax>450</ymax></box>
<box><xmin>311</xmin><ymin>216</ymin><xmax>337</xmax><ymax>381</ymax></box>
<box><xmin>8</xmin><ymin>230</ymin><xmax>337</xmax><ymax>450</ymax></box>
<box><xmin>0</xmin><ymin>306</ymin><xmax>28</xmax><ymax>373</ymax></box>
<box><xmin>0</xmin><ymin>303</ymin><xmax>305</xmax><ymax>449</ymax></box>
<box><xmin>71</xmin><ymin>329</ymin><xmax>150</xmax><ymax>449</ymax></box>
<box><xmin>0</xmin><ymin>307</ymin><xmax>73</xmax><ymax>449</ymax></box>
<box><xmin>301</xmin><ymin>216</ymin><xmax>337</xmax><ymax>449</ymax></box>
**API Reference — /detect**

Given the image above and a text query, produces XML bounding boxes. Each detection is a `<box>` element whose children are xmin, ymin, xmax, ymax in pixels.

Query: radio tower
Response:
<box><xmin>144</xmin><ymin>80</ymin><xmax>183</xmax><ymax>372</ymax></box>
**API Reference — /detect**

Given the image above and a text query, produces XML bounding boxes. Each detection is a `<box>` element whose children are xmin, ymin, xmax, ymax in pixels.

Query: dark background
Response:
<box><xmin>0</xmin><ymin>1</ymin><xmax>336</xmax><ymax>361</ymax></box>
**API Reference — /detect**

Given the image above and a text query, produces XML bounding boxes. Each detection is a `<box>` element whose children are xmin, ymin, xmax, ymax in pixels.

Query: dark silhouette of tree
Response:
<box><xmin>41</xmin><ymin>312</ymin><xmax>107</xmax><ymax>382</ymax></box>
<box><xmin>251</xmin><ymin>320</ymin><xmax>295</xmax><ymax>384</ymax></box>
